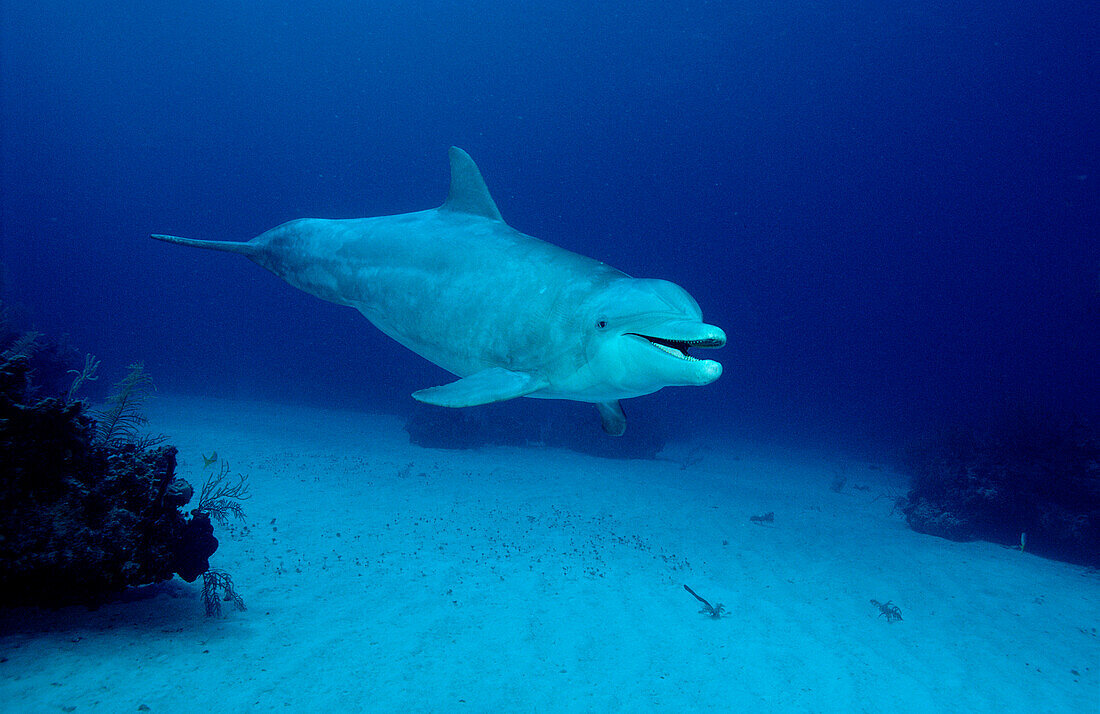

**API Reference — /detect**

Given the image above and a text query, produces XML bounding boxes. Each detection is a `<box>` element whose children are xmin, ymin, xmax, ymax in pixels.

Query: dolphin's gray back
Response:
<box><xmin>252</xmin><ymin>210</ymin><xmax>625</xmax><ymax>379</ymax></box>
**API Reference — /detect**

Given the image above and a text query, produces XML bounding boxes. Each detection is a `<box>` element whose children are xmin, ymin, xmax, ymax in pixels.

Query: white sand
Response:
<box><xmin>1</xmin><ymin>395</ymin><xmax>1096</xmax><ymax>712</ymax></box>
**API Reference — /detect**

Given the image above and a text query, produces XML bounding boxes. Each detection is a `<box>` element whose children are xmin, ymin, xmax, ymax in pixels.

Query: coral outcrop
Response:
<box><xmin>900</xmin><ymin>414</ymin><xmax>1100</xmax><ymax>566</ymax></box>
<box><xmin>0</xmin><ymin>352</ymin><xmax>216</xmax><ymax>608</ymax></box>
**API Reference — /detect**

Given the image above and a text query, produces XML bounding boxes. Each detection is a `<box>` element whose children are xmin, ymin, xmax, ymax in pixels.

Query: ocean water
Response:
<box><xmin>1</xmin><ymin>1</ymin><xmax>1097</xmax><ymax>711</ymax></box>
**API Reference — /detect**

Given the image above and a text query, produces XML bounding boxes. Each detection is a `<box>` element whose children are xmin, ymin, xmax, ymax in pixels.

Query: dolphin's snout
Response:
<box><xmin>696</xmin><ymin>359</ymin><xmax>723</xmax><ymax>384</ymax></box>
<box><xmin>700</xmin><ymin>324</ymin><xmax>726</xmax><ymax>348</ymax></box>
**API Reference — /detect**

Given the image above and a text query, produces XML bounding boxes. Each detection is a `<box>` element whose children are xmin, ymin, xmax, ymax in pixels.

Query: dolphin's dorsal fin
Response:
<box><xmin>441</xmin><ymin>146</ymin><xmax>503</xmax><ymax>222</ymax></box>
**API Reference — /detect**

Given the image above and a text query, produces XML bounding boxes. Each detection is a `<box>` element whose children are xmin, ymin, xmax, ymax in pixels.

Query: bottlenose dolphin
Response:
<box><xmin>152</xmin><ymin>147</ymin><xmax>725</xmax><ymax>434</ymax></box>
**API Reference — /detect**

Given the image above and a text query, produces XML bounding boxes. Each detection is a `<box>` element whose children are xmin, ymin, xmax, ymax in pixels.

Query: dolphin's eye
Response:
<box><xmin>595</xmin><ymin>318</ymin><xmax>609</xmax><ymax>330</ymax></box>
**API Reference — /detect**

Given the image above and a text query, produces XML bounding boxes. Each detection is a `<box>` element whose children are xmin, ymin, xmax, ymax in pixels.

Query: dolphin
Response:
<box><xmin>152</xmin><ymin>147</ymin><xmax>725</xmax><ymax>435</ymax></box>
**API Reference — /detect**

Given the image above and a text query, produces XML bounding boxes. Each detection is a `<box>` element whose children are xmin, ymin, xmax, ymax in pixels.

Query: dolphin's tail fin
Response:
<box><xmin>150</xmin><ymin>234</ymin><xmax>260</xmax><ymax>257</ymax></box>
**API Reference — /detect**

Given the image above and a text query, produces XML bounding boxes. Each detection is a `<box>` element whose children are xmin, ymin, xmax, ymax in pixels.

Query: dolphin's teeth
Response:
<box><xmin>650</xmin><ymin>341</ymin><xmax>699</xmax><ymax>361</ymax></box>
<box><xmin>631</xmin><ymin>333</ymin><xmax>722</xmax><ymax>361</ymax></box>
<box><xmin>629</xmin><ymin>332</ymin><xmax>723</xmax><ymax>355</ymax></box>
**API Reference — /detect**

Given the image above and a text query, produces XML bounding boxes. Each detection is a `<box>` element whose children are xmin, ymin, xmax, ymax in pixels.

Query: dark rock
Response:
<box><xmin>900</xmin><ymin>499</ymin><xmax>970</xmax><ymax>541</ymax></box>
<box><xmin>164</xmin><ymin>477</ymin><xmax>194</xmax><ymax>509</ymax></box>
<box><xmin>900</xmin><ymin>414</ymin><xmax>1100</xmax><ymax>566</ymax></box>
<box><xmin>172</xmin><ymin>512</ymin><xmax>218</xmax><ymax>583</ymax></box>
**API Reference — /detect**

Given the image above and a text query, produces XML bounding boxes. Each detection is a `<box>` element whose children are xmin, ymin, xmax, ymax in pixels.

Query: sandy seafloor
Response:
<box><xmin>0</xmin><ymin>395</ymin><xmax>1096</xmax><ymax>713</ymax></box>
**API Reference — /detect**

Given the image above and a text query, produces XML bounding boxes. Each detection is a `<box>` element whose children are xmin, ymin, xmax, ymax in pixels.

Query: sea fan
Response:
<box><xmin>94</xmin><ymin>361</ymin><xmax>155</xmax><ymax>445</ymax></box>
<box><xmin>202</xmin><ymin>569</ymin><xmax>246</xmax><ymax>617</ymax></box>
<box><xmin>195</xmin><ymin>459</ymin><xmax>251</xmax><ymax>526</ymax></box>
<box><xmin>65</xmin><ymin>353</ymin><xmax>100</xmax><ymax>403</ymax></box>
<box><xmin>0</xmin><ymin>331</ymin><xmax>40</xmax><ymax>361</ymax></box>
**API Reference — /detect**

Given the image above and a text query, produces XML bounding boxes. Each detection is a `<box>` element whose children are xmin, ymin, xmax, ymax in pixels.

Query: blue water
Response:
<box><xmin>1</xmin><ymin>1</ymin><xmax>1096</xmax><ymax>452</ymax></box>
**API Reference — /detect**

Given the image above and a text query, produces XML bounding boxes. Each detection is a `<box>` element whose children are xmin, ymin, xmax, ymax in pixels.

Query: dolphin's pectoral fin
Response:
<box><xmin>412</xmin><ymin>368</ymin><xmax>545</xmax><ymax>408</ymax></box>
<box><xmin>597</xmin><ymin>401</ymin><xmax>627</xmax><ymax>436</ymax></box>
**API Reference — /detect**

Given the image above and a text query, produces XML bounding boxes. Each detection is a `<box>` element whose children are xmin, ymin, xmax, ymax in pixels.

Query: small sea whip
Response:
<box><xmin>683</xmin><ymin>584</ymin><xmax>725</xmax><ymax>619</ymax></box>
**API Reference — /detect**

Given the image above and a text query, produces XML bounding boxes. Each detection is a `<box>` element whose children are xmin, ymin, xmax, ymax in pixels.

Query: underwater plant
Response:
<box><xmin>94</xmin><ymin>361</ymin><xmax>155</xmax><ymax>445</ymax></box>
<box><xmin>188</xmin><ymin>456</ymin><xmax>250</xmax><ymax>616</ymax></box>
<box><xmin>195</xmin><ymin>458</ymin><xmax>251</xmax><ymax>526</ymax></box>
<box><xmin>0</xmin><ymin>299</ymin><xmax>85</xmax><ymax>399</ymax></box>
<box><xmin>683</xmin><ymin>584</ymin><xmax>725</xmax><ymax>619</ymax></box>
<box><xmin>0</xmin><ymin>330</ymin><xmax>39</xmax><ymax>361</ymax></box>
<box><xmin>870</xmin><ymin>599</ymin><xmax>903</xmax><ymax>623</ymax></box>
<box><xmin>201</xmin><ymin>569</ymin><xmax>246</xmax><ymax>617</ymax></box>
<box><xmin>65</xmin><ymin>353</ymin><xmax>100</xmax><ymax>403</ymax></box>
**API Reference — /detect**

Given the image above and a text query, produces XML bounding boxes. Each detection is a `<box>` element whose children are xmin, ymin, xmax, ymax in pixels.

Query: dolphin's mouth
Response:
<box><xmin>628</xmin><ymin>333</ymin><xmax>725</xmax><ymax>362</ymax></box>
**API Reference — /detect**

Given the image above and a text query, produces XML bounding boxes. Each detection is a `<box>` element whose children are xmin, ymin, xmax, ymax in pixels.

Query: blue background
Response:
<box><xmin>2</xmin><ymin>1</ymin><xmax>1096</xmax><ymax>451</ymax></box>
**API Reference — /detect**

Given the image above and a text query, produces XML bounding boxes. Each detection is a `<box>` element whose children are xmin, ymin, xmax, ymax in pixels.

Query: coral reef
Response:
<box><xmin>0</xmin><ymin>302</ymin><xmax>88</xmax><ymax>402</ymax></box>
<box><xmin>0</xmin><ymin>346</ymin><xmax>216</xmax><ymax>608</ymax></box>
<box><xmin>899</xmin><ymin>412</ymin><xmax>1100</xmax><ymax>566</ymax></box>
